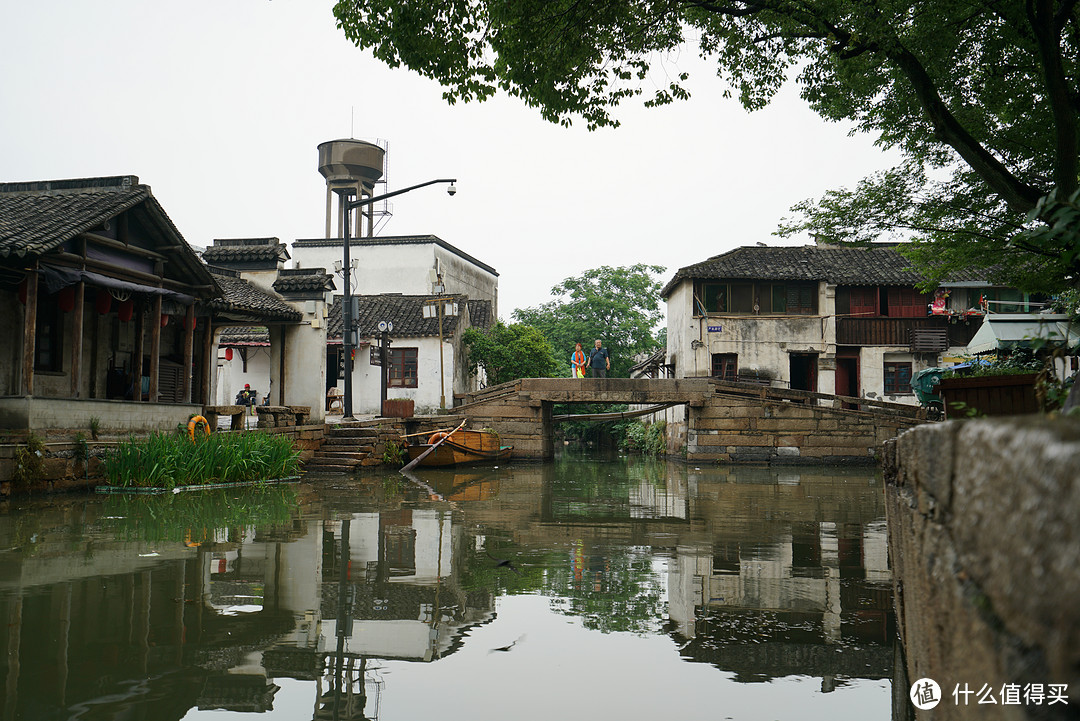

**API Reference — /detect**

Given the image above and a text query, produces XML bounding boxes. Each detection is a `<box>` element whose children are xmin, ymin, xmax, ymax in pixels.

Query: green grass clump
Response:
<box><xmin>102</xmin><ymin>431</ymin><xmax>300</xmax><ymax>488</ymax></box>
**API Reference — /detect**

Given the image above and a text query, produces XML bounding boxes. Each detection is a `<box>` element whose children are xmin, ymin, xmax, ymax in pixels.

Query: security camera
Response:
<box><xmin>447</xmin><ymin>183</ymin><xmax>457</xmax><ymax>197</ymax></box>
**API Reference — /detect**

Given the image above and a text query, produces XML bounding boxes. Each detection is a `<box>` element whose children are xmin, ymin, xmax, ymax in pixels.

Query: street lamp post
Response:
<box><xmin>337</xmin><ymin>178</ymin><xmax>456</xmax><ymax>420</ymax></box>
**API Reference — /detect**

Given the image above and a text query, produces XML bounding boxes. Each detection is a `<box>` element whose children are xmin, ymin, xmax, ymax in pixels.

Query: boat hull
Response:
<box><xmin>405</xmin><ymin>430</ymin><xmax>512</xmax><ymax>467</ymax></box>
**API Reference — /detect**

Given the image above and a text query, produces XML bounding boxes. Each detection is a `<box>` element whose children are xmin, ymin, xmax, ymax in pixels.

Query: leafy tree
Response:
<box><xmin>462</xmin><ymin>321</ymin><xmax>558</xmax><ymax>386</ymax></box>
<box><xmin>334</xmin><ymin>0</ymin><xmax>1080</xmax><ymax>290</ymax></box>
<box><xmin>512</xmin><ymin>264</ymin><xmax>665</xmax><ymax>378</ymax></box>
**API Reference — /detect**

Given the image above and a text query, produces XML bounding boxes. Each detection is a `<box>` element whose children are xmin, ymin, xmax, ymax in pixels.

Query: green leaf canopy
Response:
<box><xmin>335</xmin><ymin>0</ymin><xmax>1080</xmax><ymax>290</ymax></box>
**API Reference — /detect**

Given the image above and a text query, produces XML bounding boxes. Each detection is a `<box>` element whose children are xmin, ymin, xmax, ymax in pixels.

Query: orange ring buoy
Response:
<box><xmin>188</xmin><ymin>415</ymin><xmax>211</xmax><ymax>441</ymax></box>
<box><xmin>428</xmin><ymin>431</ymin><xmax>449</xmax><ymax>445</ymax></box>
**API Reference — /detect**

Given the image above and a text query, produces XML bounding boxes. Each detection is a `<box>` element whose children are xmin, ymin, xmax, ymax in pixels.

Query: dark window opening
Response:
<box><xmin>730</xmin><ymin>283</ymin><xmax>754</xmax><ymax>313</ymax></box>
<box><xmin>790</xmin><ymin>353</ymin><xmax>818</xmax><ymax>392</ymax></box>
<box><xmin>697</xmin><ymin>282</ymin><xmax>817</xmax><ymax>315</ymax></box>
<box><xmin>34</xmin><ymin>291</ymin><xmax>64</xmax><ymax>372</ymax></box>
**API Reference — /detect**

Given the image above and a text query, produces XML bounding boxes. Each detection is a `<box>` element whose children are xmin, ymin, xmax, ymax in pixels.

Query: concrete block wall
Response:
<box><xmin>687</xmin><ymin>398</ymin><xmax>919</xmax><ymax>464</ymax></box>
<box><xmin>883</xmin><ymin>417</ymin><xmax>1080</xmax><ymax>719</ymax></box>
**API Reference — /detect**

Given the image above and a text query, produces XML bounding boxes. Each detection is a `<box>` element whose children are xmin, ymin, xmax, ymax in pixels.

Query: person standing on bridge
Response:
<box><xmin>571</xmin><ymin>342</ymin><xmax>587</xmax><ymax>378</ymax></box>
<box><xmin>587</xmin><ymin>339</ymin><xmax>610</xmax><ymax>378</ymax></box>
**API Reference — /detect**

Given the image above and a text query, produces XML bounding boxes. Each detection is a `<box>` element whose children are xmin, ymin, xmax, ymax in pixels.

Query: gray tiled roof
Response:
<box><xmin>220</xmin><ymin>327</ymin><xmax>270</xmax><ymax>345</ymax></box>
<box><xmin>661</xmin><ymin>244</ymin><xmax>941</xmax><ymax>297</ymax></box>
<box><xmin>207</xmin><ymin>268</ymin><xmax>301</xmax><ymax>321</ymax></box>
<box><xmin>467</xmin><ymin>299</ymin><xmax>493</xmax><ymax>330</ymax></box>
<box><xmin>0</xmin><ymin>178</ymin><xmax>147</xmax><ymax>258</ymax></box>
<box><xmin>203</xmin><ymin>238</ymin><xmax>290</xmax><ymax>264</ymax></box>
<box><xmin>328</xmin><ymin>294</ymin><xmax>474</xmax><ymax>339</ymax></box>
<box><xmin>272</xmin><ymin>268</ymin><xmax>335</xmax><ymax>293</ymax></box>
<box><xmin>0</xmin><ymin>175</ymin><xmax>218</xmax><ymax>295</ymax></box>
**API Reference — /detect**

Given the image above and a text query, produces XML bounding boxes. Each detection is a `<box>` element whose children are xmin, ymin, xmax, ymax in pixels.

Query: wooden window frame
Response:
<box><xmin>711</xmin><ymin>353</ymin><xmax>738</xmax><ymax>381</ymax></box>
<box><xmin>883</xmin><ymin>361</ymin><xmax>913</xmax><ymax>395</ymax></box>
<box><xmin>387</xmin><ymin>347</ymin><xmax>419</xmax><ymax>388</ymax></box>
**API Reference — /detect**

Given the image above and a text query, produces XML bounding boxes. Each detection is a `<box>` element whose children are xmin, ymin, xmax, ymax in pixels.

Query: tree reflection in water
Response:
<box><xmin>0</xmin><ymin>456</ymin><xmax>901</xmax><ymax>720</ymax></box>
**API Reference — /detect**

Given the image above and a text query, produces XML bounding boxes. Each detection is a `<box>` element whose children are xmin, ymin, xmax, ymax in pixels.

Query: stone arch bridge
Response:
<box><xmin>458</xmin><ymin>378</ymin><xmax>927</xmax><ymax>463</ymax></box>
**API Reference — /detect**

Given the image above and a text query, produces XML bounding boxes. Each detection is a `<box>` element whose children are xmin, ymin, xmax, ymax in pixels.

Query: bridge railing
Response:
<box><xmin>704</xmin><ymin>377</ymin><xmax>927</xmax><ymax>420</ymax></box>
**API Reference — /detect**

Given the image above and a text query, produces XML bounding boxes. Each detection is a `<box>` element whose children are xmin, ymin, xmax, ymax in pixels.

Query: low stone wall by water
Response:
<box><xmin>0</xmin><ymin>423</ymin><xmax>325</xmax><ymax>495</ymax></box>
<box><xmin>883</xmin><ymin>417</ymin><xmax>1080</xmax><ymax>719</ymax></box>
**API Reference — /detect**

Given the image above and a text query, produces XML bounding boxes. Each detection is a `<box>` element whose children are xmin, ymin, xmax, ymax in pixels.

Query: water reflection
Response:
<box><xmin>0</xmin><ymin>456</ymin><xmax>901</xmax><ymax>720</ymax></box>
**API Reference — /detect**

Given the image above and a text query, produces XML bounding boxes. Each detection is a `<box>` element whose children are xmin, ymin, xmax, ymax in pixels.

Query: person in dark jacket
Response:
<box><xmin>587</xmin><ymin>339</ymin><xmax>610</xmax><ymax>378</ymax></box>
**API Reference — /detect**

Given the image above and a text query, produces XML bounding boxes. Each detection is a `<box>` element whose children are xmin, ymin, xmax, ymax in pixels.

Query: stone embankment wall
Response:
<box><xmin>456</xmin><ymin>394</ymin><xmax>552</xmax><ymax>461</ymax></box>
<box><xmin>0</xmin><ymin>423</ymin><xmax>325</xmax><ymax>495</ymax></box>
<box><xmin>688</xmin><ymin>399</ymin><xmax>920</xmax><ymax>464</ymax></box>
<box><xmin>883</xmin><ymin>417</ymin><xmax>1080</xmax><ymax>719</ymax></box>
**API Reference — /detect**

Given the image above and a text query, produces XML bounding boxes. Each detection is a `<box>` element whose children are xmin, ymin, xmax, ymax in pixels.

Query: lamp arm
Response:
<box><xmin>346</xmin><ymin>178</ymin><xmax>457</xmax><ymax>210</ymax></box>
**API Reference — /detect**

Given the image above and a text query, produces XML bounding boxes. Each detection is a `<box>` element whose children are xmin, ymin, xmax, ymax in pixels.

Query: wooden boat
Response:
<box><xmin>404</xmin><ymin>428</ymin><xmax>512</xmax><ymax>467</ymax></box>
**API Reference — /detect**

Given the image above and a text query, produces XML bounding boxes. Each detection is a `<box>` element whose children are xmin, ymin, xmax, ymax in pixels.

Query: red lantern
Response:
<box><xmin>225</xmin><ymin>347</ymin><xmax>234</xmax><ymax>361</ymax></box>
<box><xmin>58</xmin><ymin>286</ymin><xmax>76</xmax><ymax>312</ymax></box>
<box><xmin>160</xmin><ymin>313</ymin><xmax>170</xmax><ymax>327</ymax></box>
<box><xmin>95</xmin><ymin>290</ymin><xmax>112</xmax><ymax>315</ymax></box>
<box><xmin>118</xmin><ymin>298</ymin><xmax>135</xmax><ymax>322</ymax></box>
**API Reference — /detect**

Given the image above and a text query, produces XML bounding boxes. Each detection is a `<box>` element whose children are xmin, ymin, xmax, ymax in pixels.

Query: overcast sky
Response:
<box><xmin>2</xmin><ymin>0</ymin><xmax>902</xmax><ymax>319</ymax></box>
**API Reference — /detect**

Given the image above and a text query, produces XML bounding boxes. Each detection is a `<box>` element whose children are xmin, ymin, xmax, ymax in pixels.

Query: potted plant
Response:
<box><xmin>938</xmin><ymin>350</ymin><xmax>1044</xmax><ymax>417</ymax></box>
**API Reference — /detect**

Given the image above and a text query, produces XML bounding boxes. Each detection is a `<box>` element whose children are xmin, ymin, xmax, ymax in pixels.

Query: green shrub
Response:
<box><xmin>12</xmin><ymin>434</ymin><xmax>46</xmax><ymax>489</ymax></box>
<box><xmin>620</xmin><ymin>420</ymin><xmax>666</xmax><ymax>456</ymax></box>
<box><xmin>382</xmin><ymin>439</ymin><xmax>405</xmax><ymax>465</ymax></box>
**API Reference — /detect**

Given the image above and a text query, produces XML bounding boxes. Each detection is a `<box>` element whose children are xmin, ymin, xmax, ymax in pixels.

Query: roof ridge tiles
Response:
<box><xmin>0</xmin><ymin>176</ymin><xmax>141</xmax><ymax>195</ymax></box>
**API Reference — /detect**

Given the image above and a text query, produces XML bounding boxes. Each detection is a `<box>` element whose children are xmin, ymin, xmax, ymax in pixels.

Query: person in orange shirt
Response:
<box><xmin>570</xmin><ymin>342</ymin><xmax>587</xmax><ymax>378</ymax></box>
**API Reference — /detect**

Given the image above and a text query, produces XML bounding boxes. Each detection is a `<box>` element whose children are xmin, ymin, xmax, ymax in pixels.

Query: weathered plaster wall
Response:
<box><xmin>434</xmin><ymin>245</ymin><xmax>498</xmax><ymax>309</ymax></box>
<box><xmin>292</xmin><ymin>241</ymin><xmax>497</xmax><ymax>305</ymax></box>
<box><xmin>666</xmin><ymin>282</ymin><xmax>697</xmax><ymax>378</ymax></box>
<box><xmin>281</xmin><ymin>314</ymin><xmax>328</xmax><ymax>423</ymax></box>
<box><xmin>883</xmin><ymin>418</ymin><xmax>1080</xmax><ymax>719</ymax></box>
<box><xmin>665</xmin><ymin>279</ymin><xmax>836</xmax><ymax>390</ymax></box>
<box><xmin>347</xmin><ymin>335</ymin><xmax>455</xmax><ymax>415</ymax></box>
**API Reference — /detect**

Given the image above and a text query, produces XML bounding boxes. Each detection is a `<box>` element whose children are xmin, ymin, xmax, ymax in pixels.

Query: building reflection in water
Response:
<box><xmin>0</xmin><ymin>460</ymin><xmax>900</xmax><ymax>719</ymax></box>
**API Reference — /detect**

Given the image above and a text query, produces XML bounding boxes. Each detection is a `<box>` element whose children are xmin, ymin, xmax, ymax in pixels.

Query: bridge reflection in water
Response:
<box><xmin>0</xmin><ymin>456</ymin><xmax>906</xmax><ymax>720</ymax></box>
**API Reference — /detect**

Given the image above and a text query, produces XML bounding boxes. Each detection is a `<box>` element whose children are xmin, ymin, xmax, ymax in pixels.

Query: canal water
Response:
<box><xmin>0</xmin><ymin>453</ymin><xmax>906</xmax><ymax>720</ymax></box>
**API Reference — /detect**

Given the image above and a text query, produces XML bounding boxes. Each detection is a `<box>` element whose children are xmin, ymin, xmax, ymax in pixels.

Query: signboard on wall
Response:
<box><xmin>707</xmin><ymin>325</ymin><xmax>723</xmax><ymax>333</ymax></box>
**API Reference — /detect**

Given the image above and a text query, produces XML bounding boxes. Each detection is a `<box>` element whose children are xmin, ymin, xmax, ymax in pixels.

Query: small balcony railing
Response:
<box><xmin>836</xmin><ymin>316</ymin><xmax>981</xmax><ymax>349</ymax></box>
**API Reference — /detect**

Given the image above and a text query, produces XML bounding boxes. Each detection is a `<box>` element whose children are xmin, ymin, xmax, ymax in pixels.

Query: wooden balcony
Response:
<box><xmin>836</xmin><ymin>316</ymin><xmax>981</xmax><ymax>349</ymax></box>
